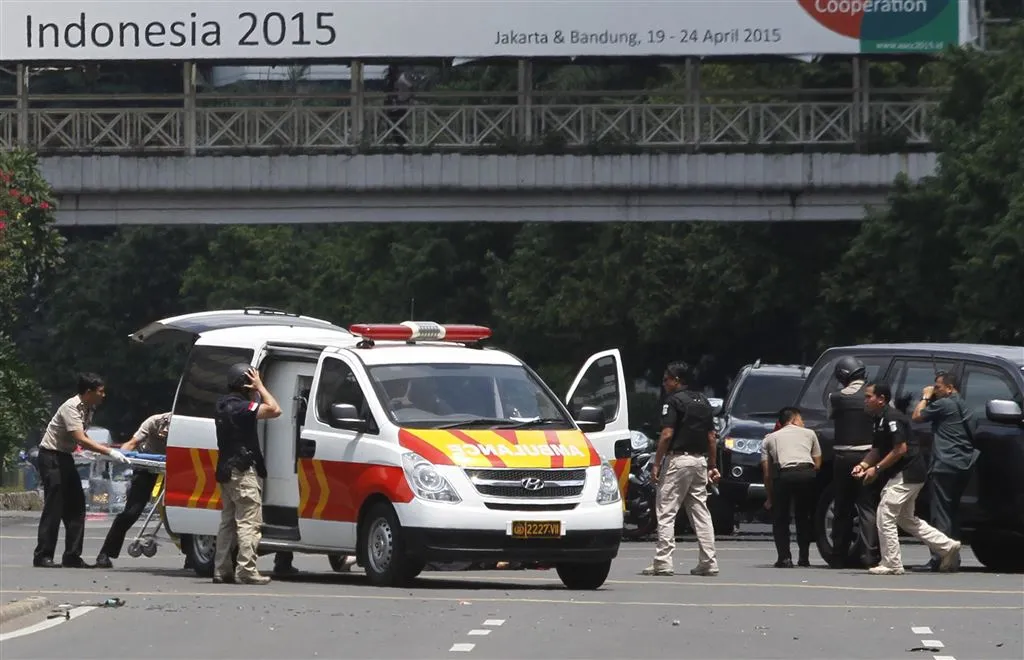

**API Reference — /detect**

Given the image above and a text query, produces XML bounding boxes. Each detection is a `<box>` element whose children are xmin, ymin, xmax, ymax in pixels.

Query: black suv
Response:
<box><xmin>793</xmin><ymin>343</ymin><xmax>1024</xmax><ymax>572</ymax></box>
<box><xmin>714</xmin><ymin>362</ymin><xmax>810</xmax><ymax>533</ymax></box>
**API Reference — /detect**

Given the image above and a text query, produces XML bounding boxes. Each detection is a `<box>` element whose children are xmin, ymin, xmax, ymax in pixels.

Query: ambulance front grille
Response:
<box><xmin>464</xmin><ymin>468</ymin><xmax>586</xmax><ymax>499</ymax></box>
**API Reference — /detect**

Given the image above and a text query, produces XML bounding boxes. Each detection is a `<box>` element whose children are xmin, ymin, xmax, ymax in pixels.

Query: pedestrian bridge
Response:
<box><xmin>42</xmin><ymin>152</ymin><xmax>938</xmax><ymax>225</ymax></box>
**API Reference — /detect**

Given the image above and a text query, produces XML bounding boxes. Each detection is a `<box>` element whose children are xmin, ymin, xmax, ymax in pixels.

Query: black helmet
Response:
<box><xmin>833</xmin><ymin>356</ymin><xmax>866</xmax><ymax>386</ymax></box>
<box><xmin>227</xmin><ymin>363</ymin><xmax>253</xmax><ymax>393</ymax></box>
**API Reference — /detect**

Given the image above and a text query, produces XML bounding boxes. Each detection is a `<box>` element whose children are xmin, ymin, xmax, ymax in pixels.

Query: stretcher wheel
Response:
<box><xmin>142</xmin><ymin>540</ymin><xmax>158</xmax><ymax>557</ymax></box>
<box><xmin>127</xmin><ymin>541</ymin><xmax>143</xmax><ymax>558</ymax></box>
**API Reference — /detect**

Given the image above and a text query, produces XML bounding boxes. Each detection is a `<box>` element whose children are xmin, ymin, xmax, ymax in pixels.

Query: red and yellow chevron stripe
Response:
<box><xmin>398</xmin><ymin>428</ymin><xmax>601</xmax><ymax>469</ymax></box>
<box><xmin>612</xmin><ymin>457</ymin><xmax>632</xmax><ymax>509</ymax></box>
<box><xmin>165</xmin><ymin>446</ymin><xmax>222</xmax><ymax>510</ymax></box>
<box><xmin>298</xmin><ymin>459</ymin><xmax>413</xmax><ymax>522</ymax></box>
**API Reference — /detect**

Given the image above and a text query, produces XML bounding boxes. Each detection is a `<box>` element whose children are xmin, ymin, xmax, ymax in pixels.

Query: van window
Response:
<box><xmin>798</xmin><ymin>354</ymin><xmax>890</xmax><ymax>411</ymax></box>
<box><xmin>173</xmin><ymin>346</ymin><xmax>255</xmax><ymax>418</ymax></box>
<box><xmin>568</xmin><ymin>354</ymin><xmax>620</xmax><ymax>422</ymax></box>
<box><xmin>962</xmin><ymin>363</ymin><xmax>1022</xmax><ymax>419</ymax></box>
<box><xmin>315</xmin><ymin>357</ymin><xmax>376</xmax><ymax>432</ymax></box>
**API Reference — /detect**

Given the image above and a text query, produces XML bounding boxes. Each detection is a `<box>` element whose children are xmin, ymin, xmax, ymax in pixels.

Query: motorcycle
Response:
<box><xmin>622</xmin><ymin>430</ymin><xmax>658</xmax><ymax>540</ymax></box>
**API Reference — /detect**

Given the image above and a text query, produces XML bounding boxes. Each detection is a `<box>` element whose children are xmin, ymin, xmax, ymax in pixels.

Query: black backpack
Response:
<box><xmin>671</xmin><ymin>390</ymin><xmax>714</xmax><ymax>451</ymax></box>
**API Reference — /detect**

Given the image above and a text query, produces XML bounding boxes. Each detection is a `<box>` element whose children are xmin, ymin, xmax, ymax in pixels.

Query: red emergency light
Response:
<box><xmin>349</xmin><ymin>321</ymin><xmax>492</xmax><ymax>343</ymax></box>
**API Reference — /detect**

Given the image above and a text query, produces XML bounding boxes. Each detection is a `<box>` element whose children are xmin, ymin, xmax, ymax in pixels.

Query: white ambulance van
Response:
<box><xmin>131</xmin><ymin>308</ymin><xmax>632</xmax><ymax>589</ymax></box>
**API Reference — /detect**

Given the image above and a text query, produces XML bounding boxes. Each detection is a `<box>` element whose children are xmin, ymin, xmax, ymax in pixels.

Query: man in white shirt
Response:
<box><xmin>762</xmin><ymin>407</ymin><xmax>822</xmax><ymax>568</ymax></box>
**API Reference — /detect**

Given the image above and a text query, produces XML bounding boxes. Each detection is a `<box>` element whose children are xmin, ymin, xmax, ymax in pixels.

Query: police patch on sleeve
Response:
<box><xmin>888</xmin><ymin>420</ymin><xmax>898</xmax><ymax>432</ymax></box>
<box><xmin>248</xmin><ymin>401</ymin><xmax>259</xmax><ymax>412</ymax></box>
<box><xmin>662</xmin><ymin>404</ymin><xmax>669</xmax><ymax>416</ymax></box>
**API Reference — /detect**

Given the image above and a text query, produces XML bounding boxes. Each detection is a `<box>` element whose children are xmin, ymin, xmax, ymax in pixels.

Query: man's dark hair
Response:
<box><xmin>867</xmin><ymin>381</ymin><xmax>892</xmax><ymax>403</ymax></box>
<box><xmin>665</xmin><ymin>361</ymin><xmax>693</xmax><ymax>386</ymax></box>
<box><xmin>77</xmin><ymin>372</ymin><xmax>104</xmax><ymax>394</ymax></box>
<box><xmin>777</xmin><ymin>406</ymin><xmax>802</xmax><ymax>427</ymax></box>
<box><xmin>936</xmin><ymin>371</ymin><xmax>960</xmax><ymax>390</ymax></box>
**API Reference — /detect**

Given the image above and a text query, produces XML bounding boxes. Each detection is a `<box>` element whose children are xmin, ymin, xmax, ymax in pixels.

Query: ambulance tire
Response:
<box><xmin>555</xmin><ymin>560</ymin><xmax>612</xmax><ymax>590</ymax></box>
<box><xmin>184</xmin><ymin>534</ymin><xmax>226</xmax><ymax>578</ymax></box>
<box><xmin>360</xmin><ymin>502</ymin><xmax>421</xmax><ymax>587</ymax></box>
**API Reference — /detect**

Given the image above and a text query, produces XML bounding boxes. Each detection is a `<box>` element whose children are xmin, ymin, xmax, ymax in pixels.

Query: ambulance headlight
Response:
<box><xmin>596</xmin><ymin>462</ymin><xmax>620</xmax><ymax>505</ymax></box>
<box><xmin>401</xmin><ymin>452</ymin><xmax>461</xmax><ymax>504</ymax></box>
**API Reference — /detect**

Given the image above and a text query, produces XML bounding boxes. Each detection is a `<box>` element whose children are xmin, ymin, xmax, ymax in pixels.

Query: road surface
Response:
<box><xmin>1</xmin><ymin>512</ymin><xmax>1020</xmax><ymax>660</ymax></box>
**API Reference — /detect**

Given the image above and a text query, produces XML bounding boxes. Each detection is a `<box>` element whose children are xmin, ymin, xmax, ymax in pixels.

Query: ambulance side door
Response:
<box><xmin>297</xmin><ymin>352</ymin><xmax>383</xmax><ymax>550</ymax></box>
<box><xmin>565</xmin><ymin>349</ymin><xmax>632</xmax><ymax>498</ymax></box>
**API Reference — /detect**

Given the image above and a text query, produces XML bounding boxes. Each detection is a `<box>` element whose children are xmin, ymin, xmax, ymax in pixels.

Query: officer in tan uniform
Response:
<box><xmin>95</xmin><ymin>412</ymin><xmax>171</xmax><ymax>568</ymax></box>
<box><xmin>213</xmin><ymin>364</ymin><xmax>282</xmax><ymax>585</ymax></box>
<box><xmin>33</xmin><ymin>373</ymin><xmax>130</xmax><ymax>569</ymax></box>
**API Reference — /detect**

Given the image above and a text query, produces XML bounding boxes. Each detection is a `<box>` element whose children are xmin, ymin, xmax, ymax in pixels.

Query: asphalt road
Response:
<box><xmin>1</xmin><ymin>512</ymin><xmax>1021</xmax><ymax>660</ymax></box>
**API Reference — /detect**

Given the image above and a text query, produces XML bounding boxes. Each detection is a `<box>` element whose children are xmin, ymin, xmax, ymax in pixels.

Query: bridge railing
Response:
<box><xmin>0</xmin><ymin>89</ymin><xmax>940</xmax><ymax>154</ymax></box>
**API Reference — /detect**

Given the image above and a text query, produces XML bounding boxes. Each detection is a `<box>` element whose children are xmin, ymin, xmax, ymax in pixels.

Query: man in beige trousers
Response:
<box><xmin>643</xmin><ymin>362</ymin><xmax>720</xmax><ymax>577</ymax></box>
<box><xmin>212</xmin><ymin>364</ymin><xmax>282</xmax><ymax>585</ymax></box>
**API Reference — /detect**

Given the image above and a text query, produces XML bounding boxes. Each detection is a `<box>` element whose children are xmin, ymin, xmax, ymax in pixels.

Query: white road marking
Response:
<box><xmin>449</xmin><ymin>643</ymin><xmax>475</xmax><ymax>652</ymax></box>
<box><xmin>922</xmin><ymin>640</ymin><xmax>945</xmax><ymax>648</ymax></box>
<box><xmin>0</xmin><ymin>606</ymin><xmax>97</xmax><ymax>642</ymax></box>
<box><xmin>483</xmin><ymin>619</ymin><xmax>505</xmax><ymax>626</ymax></box>
<box><xmin>933</xmin><ymin>656</ymin><xmax>957</xmax><ymax>660</ymax></box>
<box><xmin>912</xmin><ymin>626</ymin><xmax>933</xmax><ymax>635</ymax></box>
<box><xmin>467</xmin><ymin>629</ymin><xmax>491</xmax><ymax>636</ymax></box>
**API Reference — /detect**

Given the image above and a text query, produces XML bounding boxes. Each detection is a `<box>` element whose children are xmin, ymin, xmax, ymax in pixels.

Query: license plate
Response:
<box><xmin>509</xmin><ymin>521</ymin><xmax>562</xmax><ymax>539</ymax></box>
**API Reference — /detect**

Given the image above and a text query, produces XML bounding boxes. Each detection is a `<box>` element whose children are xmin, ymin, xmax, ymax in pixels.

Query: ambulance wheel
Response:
<box><xmin>184</xmin><ymin>534</ymin><xmax>218</xmax><ymax>578</ymax></box>
<box><xmin>360</xmin><ymin>502</ymin><xmax>418</xmax><ymax>587</ymax></box>
<box><xmin>555</xmin><ymin>560</ymin><xmax>612</xmax><ymax>590</ymax></box>
<box><xmin>127</xmin><ymin>541</ymin><xmax>143</xmax><ymax>558</ymax></box>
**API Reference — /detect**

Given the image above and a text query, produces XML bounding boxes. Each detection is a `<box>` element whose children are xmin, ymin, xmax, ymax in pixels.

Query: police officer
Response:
<box><xmin>827</xmin><ymin>356</ymin><xmax>881</xmax><ymax>568</ymax></box>
<box><xmin>213</xmin><ymin>364</ymin><xmax>281</xmax><ymax>585</ymax></box>
<box><xmin>95</xmin><ymin>412</ymin><xmax>171</xmax><ymax>569</ymax></box>
<box><xmin>33</xmin><ymin>373</ymin><xmax>130</xmax><ymax>569</ymax></box>
<box><xmin>761</xmin><ymin>407</ymin><xmax>822</xmax><ymax>568</ymax></box>
<box><xmin>642</xmin><ymin>362</ymin><xmax>720</xmax><ymax>577</ymax></box>
<box><xmin>856</xmin><ymin>382</ymin><xmax>962</xmax><ymax>575</ymax></box>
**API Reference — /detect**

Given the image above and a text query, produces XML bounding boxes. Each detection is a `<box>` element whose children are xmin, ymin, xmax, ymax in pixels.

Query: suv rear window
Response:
<box><xmin>730</xmin><ymin>374</ymin><xmax>805</xmax><ymax>418</ymax></box>
<box><xmin>173</xmin><ymin>345</ymin><xmax>255</xmax><ymax>418</ymax></box>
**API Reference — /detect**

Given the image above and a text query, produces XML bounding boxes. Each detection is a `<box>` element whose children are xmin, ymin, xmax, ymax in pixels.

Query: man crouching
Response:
<box><xmin>213</xmin><ymin>364</ymin><xmax>282</xmax><ymax>585</ymax></box>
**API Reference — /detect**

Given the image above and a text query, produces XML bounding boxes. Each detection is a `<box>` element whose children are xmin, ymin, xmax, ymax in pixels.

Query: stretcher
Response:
<box><xmin>93</xmin><ymin>451</ymin><xmax>170</xmax><ymax>558</ymax></box>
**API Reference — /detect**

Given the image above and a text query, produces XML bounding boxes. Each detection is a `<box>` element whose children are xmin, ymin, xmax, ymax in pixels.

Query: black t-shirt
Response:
<box><xmin>214</xmin><ymin>393</ymin><xmax>267</xmax><ymax>482</ymax></box>
<box><xmin>871</xmin><ymin>406</ymin><xmax>926</xmax><ymax>484</ymax></box>
<box><xmin>660</xmin><ymin>390</ymin><xmax>712</xmax><ymax>455</ymax></box>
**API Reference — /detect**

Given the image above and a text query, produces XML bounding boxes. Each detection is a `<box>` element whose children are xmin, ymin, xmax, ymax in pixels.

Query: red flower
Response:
<box><xmin>0</xmin><ymin>172</ymin><xmax>10</xmax><ymax>182</ymax></box>
<box><xmin>9</xmin><ymin>189</ymin><xmax>20</xmax><ymax>197</ymax></box>
<box><xmin>39</xmin><ymin>201</ymin><xmax>51</xmax><ymax>210</ymax></box>
<box><xmin>0</xmin><ymin>210</ymin><xmax>7</xmax><ymax>218</ymax></box>
<box><xmin>0</xmin><ymin>221</ymin><xmax>6</xmax><ymax>232</ymax></box>
<box><xmin>20</xmin><ymin>195</ymin><xmax>32</xmax><ymax>205</ymax></box>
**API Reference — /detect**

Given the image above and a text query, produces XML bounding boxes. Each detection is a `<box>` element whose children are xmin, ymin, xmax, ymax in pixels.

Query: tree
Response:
<box><xmin>820</xmin><ymin>25</ymin><xmax>1024</xmax><ymax>345</ymax></box>
<box><xmin>0</xmin><ymin>150</ymin><xmax>65</xmax><ymax>458</ymax></box>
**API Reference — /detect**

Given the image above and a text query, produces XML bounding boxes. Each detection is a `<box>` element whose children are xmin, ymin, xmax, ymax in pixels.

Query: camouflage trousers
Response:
<box><xmin>214</xmin><ymin>467</ymin><xmax>264</xmax><ymax>580</ymax></box>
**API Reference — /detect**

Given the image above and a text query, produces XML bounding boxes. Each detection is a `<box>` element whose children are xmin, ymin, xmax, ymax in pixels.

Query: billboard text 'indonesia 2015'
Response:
<box><xmin>0</xmin><ymin>0</ymin><xmax>970</xmax><ymax>61</ymax></box>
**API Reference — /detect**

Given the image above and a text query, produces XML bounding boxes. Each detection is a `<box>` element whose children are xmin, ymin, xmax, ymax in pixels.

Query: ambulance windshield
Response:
<box><xmin>367</xmin><ymin>363</ymin><xmax>573</xmax><ymax>429</ymax></box>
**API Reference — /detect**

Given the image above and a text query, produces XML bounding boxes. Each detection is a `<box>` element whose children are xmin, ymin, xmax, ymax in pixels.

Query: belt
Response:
<box><xmin>669</xmin><ymin>450</ymin><xmax>706</xmax><ymax>457</ymax></box>
<box><xmin>778</xmin><ymin>463</ymin><xmax>815</xmax><ymax>472</ymax></box>
<box><xmin>834</xmin><ymin>446</ymin><xmax>871</xmax><ymax>453</ymax></box>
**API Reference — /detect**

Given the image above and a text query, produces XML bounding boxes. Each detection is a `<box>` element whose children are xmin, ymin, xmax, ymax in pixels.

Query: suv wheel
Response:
<box><xmin>971</xmin><ymin>530</ymin><xmax>1024</xmax><ymax>573</ymax></box>
<box><xmin>814</xmin><ymin>482</ymin><xmax>865</xmax><ymax>567</ymax></box>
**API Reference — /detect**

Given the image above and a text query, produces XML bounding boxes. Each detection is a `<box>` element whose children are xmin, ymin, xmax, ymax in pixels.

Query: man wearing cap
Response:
<box><xmin>213</xmin><ymin>364</ymin><xmax>282</xmax><ymax>585</ymax></box>
<box><xmin>95</xmin><ymin>412</ymin><xmax>171</xmax><ymax>569</ymax></box>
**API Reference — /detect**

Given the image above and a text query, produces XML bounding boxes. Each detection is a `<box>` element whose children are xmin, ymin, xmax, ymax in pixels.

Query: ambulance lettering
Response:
<box><xmin>448</xmin><ymin>443</ymin><xmax>585</xmax><ymax>457</ymax></box>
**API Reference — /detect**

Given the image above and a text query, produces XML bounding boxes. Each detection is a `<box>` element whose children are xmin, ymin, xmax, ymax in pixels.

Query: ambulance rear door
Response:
<box><xmin>565</xmin><ymin>349</ymin><xmax>631</xmax><ymax>497</ymax></box>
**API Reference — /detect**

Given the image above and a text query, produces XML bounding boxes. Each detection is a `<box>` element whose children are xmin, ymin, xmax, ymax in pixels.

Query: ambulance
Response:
<box><xmin>130</xmin><ymin>308</ymin><xmax>633</xmax><ymax>589</ymax></box>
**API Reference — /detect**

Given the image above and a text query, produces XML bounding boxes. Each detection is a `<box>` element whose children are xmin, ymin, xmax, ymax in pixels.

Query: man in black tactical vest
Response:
<box><xmin>827</xmin><ymin>356</ymin><xmax>882</xmax><ymax>568</ymax></box>
<box><xmin>642</xmin><ymin>362</ymin><xmax>720</xmax><ymax>577</ymax></box>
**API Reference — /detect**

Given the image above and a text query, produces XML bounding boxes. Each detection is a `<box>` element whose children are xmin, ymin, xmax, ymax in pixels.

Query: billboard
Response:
<box><xmin>0</xmin><ymin>0</ymin><xmax>972</xmax><ymax>62</ymax></box>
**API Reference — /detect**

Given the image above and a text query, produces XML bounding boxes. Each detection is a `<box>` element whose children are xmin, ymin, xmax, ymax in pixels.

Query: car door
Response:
<box><xmin>565</xmin><ymin>349</ymin><xmax>630</xmax><ymax>497</ymax></box>
<box><xmin>959</xmin><ymin>361</ymin><xmax>1024</xmax><ymax>528</ymax></box>
<box><xmin>297</xmin><ymin>352</ymin><xmax>386</xmax><ymax>550</ymax></box>
<box><xmin>888</xmin><ymin>357</ymin><xmax>958</xmax><ymax>456</ymax></box>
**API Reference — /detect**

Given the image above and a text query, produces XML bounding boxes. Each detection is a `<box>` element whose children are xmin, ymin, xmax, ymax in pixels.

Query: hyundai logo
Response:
<box><xmin>521</xmin><ymin>478</ymin><xmax>545</xmax><ymax>491</ymax></box>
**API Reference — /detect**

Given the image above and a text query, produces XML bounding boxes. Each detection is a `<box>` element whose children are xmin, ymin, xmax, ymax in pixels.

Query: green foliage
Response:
<box><xmin>0</xmin><ymin>150</ymin><xmax>65</xmax><ymax>456</ymax></box>
<box><xmin>822</xmin><ymin>25</ymin><xmax>1024</xmax><ymax>344</ymax></box>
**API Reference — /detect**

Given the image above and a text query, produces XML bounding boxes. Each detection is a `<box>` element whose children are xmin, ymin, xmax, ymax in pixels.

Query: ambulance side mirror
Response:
<box><xmin>575</xmin><ymin>406</ymin><xmax>606</xmax><ymax>433</ymax></box>
<box><xmin>329</xmin><ymin>403</ymin><xmax>368</xmax><ymax>433</ymax></box>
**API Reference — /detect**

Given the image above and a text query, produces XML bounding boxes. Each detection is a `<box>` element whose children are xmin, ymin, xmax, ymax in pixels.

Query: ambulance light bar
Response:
<box><xmin>349</xmin><ymin>322</ymin><xmax>492</xmax><ymax>342</ymax></box>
